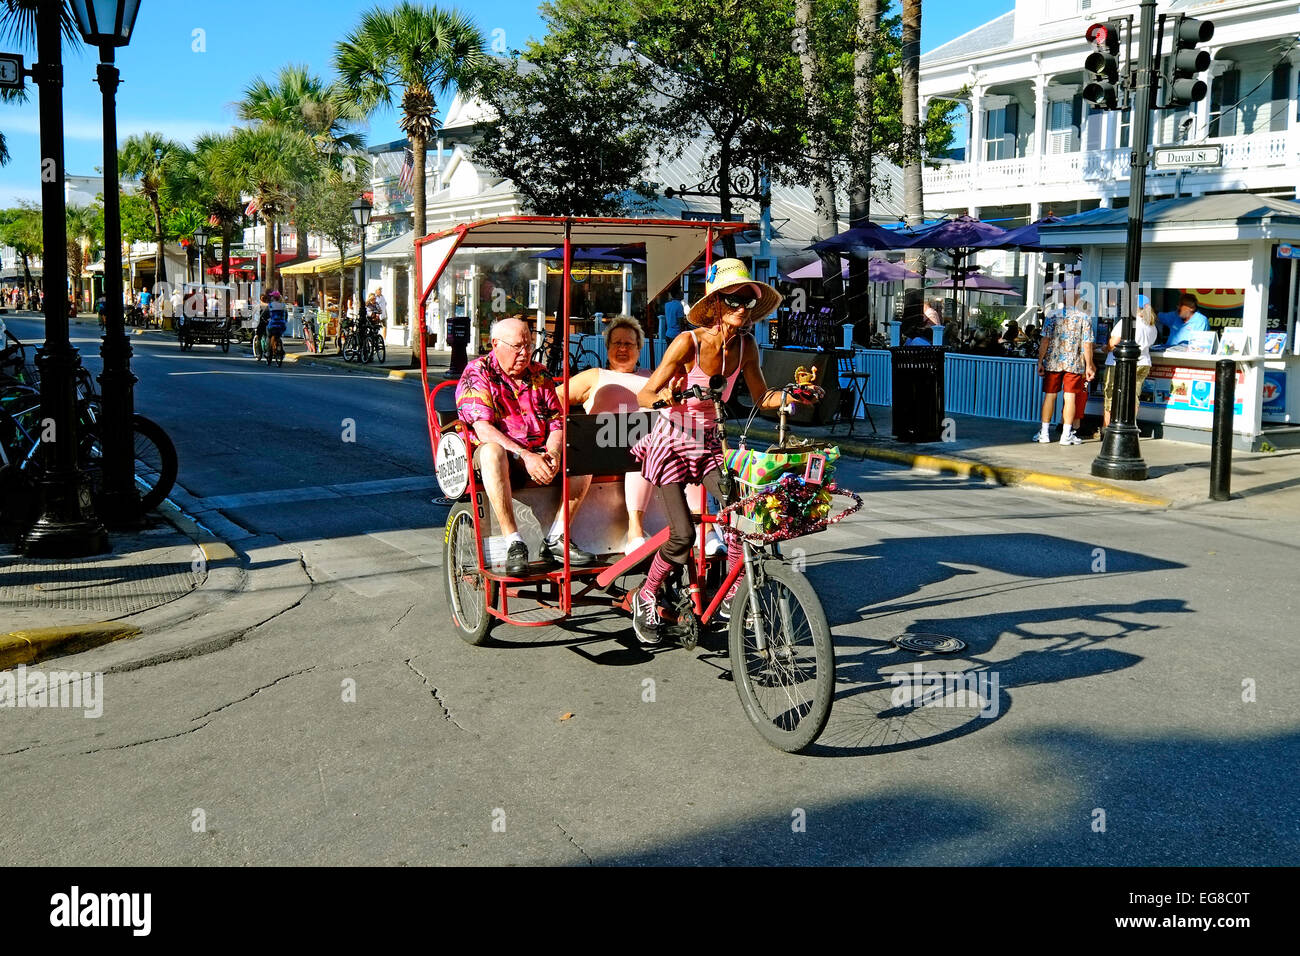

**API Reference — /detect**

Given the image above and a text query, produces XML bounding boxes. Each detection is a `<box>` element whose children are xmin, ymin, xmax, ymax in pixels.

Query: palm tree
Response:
<box><xmin>238</xmin><ymin>65</ymin><xmax>367</xmax><ymax>260</ymax></box>
<box><xmin>900</xmin><ymin>0</ymin><xmax>924</xmax><ymax>327</ymax></box>
<box><xmin>169</xmin><ymin>133</ymin><xmax>244</xmax><ymax>283</ymax></box>
<box><xmin>119</xmin><ymin>132</ymin><xmax>182</xmax><ymax>289</ymax></box>
<box><xmin>334</xmin><ymin>2</ymin><xmax>485</xmax><ymax>363</ymax></box>
<box><xmin>215</xmin><ymin>125</ymin><xmax>318</xmax><ymax>294</ymax></box>
<box><xmin>65</xmin><ymin>203</ymin><xmax>103</xmax><ymax>309</ymax></box>
<box><xmin>0</xmin><ymin>203</ymin><xmax>42</xmax><ymax>297</ymax></box>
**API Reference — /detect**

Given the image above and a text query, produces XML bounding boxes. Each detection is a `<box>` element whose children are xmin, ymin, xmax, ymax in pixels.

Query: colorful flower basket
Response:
<box><xmin>723</xmin><ymin>444</ymin><xmax>861</xmax><ymax>544</ymax></box>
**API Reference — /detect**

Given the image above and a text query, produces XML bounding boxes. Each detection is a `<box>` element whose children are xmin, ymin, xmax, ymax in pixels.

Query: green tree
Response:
<box><xmin>119</xmin><ymin>191</ymin><xmax>155</xmax><ymax>245</ymax></box>
<box><xmin>65</xmin><ymin>202</ymin><xmax>102</xmax><ymax>307</ymax></box>
<box><xmin>0</xmin><ymin>203</ymin><xmax>42</xmax><ymax>294</ymax></box>
<box><xmin>167</xmin><ymin>133</ymin><xmax>244</xmax><ymax>282</ymax></box>
<box><xmin>464</xmin><ymin>45</ymin><xmax>656</xmax><ymax>216</ymax></box>
<box><xmin>334</xmin><ymin>1</ymin><xmax>485</xmax><ymax>364</ymax></box>
<box><xmin>119</xmin><ymin>132</ymin><xmax>183</xmax><ymax>287</ymax></box>
<box><xmin>238</xmin><ymin>65</ymin><xmax>367</xmax><ymax>261</ymax></box>
<box><xmin>301</xmin><ymin>172</ymin><xmax>372</xmax><ymax>318</ymax></box>
<box><xmin>213</xmin><ymin>125</ymin><xmax>318</xmax><ymax>293</ymax></box>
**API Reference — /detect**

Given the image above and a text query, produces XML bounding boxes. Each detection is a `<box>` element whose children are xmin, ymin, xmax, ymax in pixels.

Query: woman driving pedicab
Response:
<box><xmin>628</xmin><ymin>259</ymin><xmax>817</xmax><ymax>645</ymax></box>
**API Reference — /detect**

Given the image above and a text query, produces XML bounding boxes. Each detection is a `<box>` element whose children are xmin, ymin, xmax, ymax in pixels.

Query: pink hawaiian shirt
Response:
<box><xmin>455</xmin><ymin>351</ymin><xmax>563</xmax><ymax>448</ymax></box>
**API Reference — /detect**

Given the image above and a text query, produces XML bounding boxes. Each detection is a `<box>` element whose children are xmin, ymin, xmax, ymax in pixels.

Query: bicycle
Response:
<box><xmin>531</xmin><ymin>326</ymin><xmax>601</xmax><ymax>377</ymax></box>
<box><xmin>362</xmin><ymin>319</ymin><xmax>386</xmax><ymax>364</ymax></box>
<box><xmin>264</xmin><ymin>332</ymin><xmax>285</xmax><ymax>367</ymax></box>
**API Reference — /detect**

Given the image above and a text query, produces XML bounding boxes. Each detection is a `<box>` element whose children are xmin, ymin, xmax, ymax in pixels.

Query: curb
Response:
<box><xmin>0</xmin><ymin>623</ymin><xmax>142</xmax><ymax>670</ymax></box>
<box><xmin>284</xmin><ymin>350</ymin><xmax>436</xmax><ymax>382</ymax></box>
<box><xmin>743</xmin><ymin>425</ymin><xmax>1172</xmax><ymax>508</ymax></box>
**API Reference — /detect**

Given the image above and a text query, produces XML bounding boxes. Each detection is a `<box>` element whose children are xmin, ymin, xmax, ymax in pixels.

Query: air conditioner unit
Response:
<box><xmin>1047</xmin><ymin>129</ymin><xmax>1073</xmax><ymax>155</ymax></box>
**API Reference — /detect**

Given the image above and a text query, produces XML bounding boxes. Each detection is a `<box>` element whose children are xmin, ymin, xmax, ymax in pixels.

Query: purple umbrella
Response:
<box><xmin>903</xmin><ymin>215</ymin><xmax>1012</xmax><ymax>250</ymax></box>
<box><xmin>927</xmin><ymin>273</ymin><xmax>1023</xmax><ymax>296</ymax></box>
<box><xmin>972</xmin><ymin>215</ymin><xmax>1072</xmax><ymax>251</ymax></box>
<box><xmin>809</xmin><ymin>223</ymin><xmax>913</xmax><ymax>256</ymax></box>
<box><xmin>784</xmin><ymin>257</ymin><xmax>920</xmax><ymax>281</ymax></box>
<box><xmin>533</xmin><ymin>246</ymin><xmax>645</xmax><ymax>263</ymax></box>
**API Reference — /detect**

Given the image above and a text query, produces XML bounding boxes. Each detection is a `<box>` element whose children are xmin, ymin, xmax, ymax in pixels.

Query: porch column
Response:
<box><xmin>1033</xmin><ymin>70</ymin><xmax>1049</xmax><ymax>181</ymax></box>
<box><xmin>968</xmin><ymin>75</ymin><xmax>984</xmax><ymax>208</ymax></box>
<box><xmin>1025</xmin><ymin>200</ymin><xmax>1044</xmax><ymax>310</ymax></box>
<box><xmin>621</xmin><ymin>263</ymin><xmax>633</xmax><ymax>316</ymax></box>
<box><xmin>1239</xmin><ymin>240</ymin><xmax>1270</xmax><ymax>441</ymax></box>
<box><xmin>535</xmin><ymin>259</ymin><xmax>547</xmax><ymax>346</ymax></box>
<box><xmin>467</xmin><ymin>262</ymin><xmax>480</xmax><ymax>356</ymax></box>
<box><xmin>1288</xmin><ymin>49</ymin><xmax>1300</xmax><ymax>159</ymax></box>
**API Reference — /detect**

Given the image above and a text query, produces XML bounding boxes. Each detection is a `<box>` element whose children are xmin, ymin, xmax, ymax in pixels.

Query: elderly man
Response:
<box><xmin>455</xmin><ymin>317</ymin><xmax>594</xmax><ymax>575</ymax></box>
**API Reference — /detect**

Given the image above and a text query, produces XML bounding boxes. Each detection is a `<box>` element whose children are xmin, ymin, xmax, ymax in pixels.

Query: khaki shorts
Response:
<box><xmin>1103</xmin><ymin>364</ymin><xmax>1150</xmax><ymax>412</ymax></box>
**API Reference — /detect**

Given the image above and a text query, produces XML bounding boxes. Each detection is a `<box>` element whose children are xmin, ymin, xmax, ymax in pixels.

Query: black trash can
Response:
<box><xmin>891</xmin><ymin>346</ymin><xmax>946</xmax><ymax>442</ymax></box>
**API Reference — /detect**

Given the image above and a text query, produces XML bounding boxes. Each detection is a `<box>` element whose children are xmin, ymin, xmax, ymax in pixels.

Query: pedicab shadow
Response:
<box><xmin>794</xmin><ymin>531</ymin><xmax>1187</xmax><ymax>757</ymax></box>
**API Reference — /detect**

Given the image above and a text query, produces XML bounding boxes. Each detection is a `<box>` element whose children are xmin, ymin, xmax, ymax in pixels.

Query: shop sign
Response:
<box><xmin>435</xmin><ymin>433</ymin><xmax>470</xmax><ymax>499</ymax></box>
<box><xmin>1263</xmin><ymin>370</ymin><xmax>1287</xmax><ymax>419</ymax></box>
<box><xmin>1142</xmin><ymin>364</ymin><xmax>1243</xmax><ymax>415</ymax></box>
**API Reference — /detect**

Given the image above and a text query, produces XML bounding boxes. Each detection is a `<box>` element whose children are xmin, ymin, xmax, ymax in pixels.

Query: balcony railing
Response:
<box><xmin>924</xmin><ymin>129</ymin><xmax>1297</xmax><ymax>196</ymax></box>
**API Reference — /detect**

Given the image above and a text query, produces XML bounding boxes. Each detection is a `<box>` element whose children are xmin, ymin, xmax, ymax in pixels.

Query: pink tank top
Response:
<box><xmin>681</xmin><ymin>330</ymin><xmax>743</xmax><ymax>422</ymax></box>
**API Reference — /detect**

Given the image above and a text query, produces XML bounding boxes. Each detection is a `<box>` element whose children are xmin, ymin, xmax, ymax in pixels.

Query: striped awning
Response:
<box><xmin>280</xmin><ymin>254</ymin><xmax>360</xmax><ymax>276</ymax></box>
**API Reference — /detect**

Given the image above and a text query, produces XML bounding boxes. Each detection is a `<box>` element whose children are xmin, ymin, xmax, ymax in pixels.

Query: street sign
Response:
<box><xmin>0</xmin><ymin>53</ymin><xmax>23</xmax><ymax>91</ymax></box>
<box><xmin>1151</xmin><ymin>144</ymin><xmax>1223</xmax><ymax>169</ymax></box>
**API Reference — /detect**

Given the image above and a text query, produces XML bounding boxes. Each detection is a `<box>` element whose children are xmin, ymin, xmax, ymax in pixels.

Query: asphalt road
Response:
<box><xmin>2</xmin><ymin>315</ymin><xmax>1297</xmax><ymax>865</ymax></box>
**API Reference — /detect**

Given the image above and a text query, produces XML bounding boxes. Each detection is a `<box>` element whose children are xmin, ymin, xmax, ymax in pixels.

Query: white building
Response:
<box><xmin>921</xmin><ymin>0</ymin><xmax>1300</xmax><ymax>304</ymax></box>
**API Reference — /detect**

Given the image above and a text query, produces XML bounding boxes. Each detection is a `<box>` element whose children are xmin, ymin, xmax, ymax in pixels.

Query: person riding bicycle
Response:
<box><xmin>629</xmin><ymin>259</ymin><xmax>814</xmax><ymax>645</ymax></box>
<box><xmin>265</xmin><ymin>291</ymin><xmax>287</xmax><ymax>360</ymax></box>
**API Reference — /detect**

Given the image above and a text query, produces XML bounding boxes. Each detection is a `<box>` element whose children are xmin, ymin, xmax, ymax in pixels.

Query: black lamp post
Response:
<box><xmin>68</xmin><ymin>0</ymin><xmax>145</xmax><ymax>528</ymax></box>
<box><xmin>20</xmin><ymin>1</ymin><xmax>110</xmax><ymax>554</ymax></box>
<box><xmin>193</xmin><ymin>226</ymin><xmax>208</xmax><ymax>286</ymax></box>
<box><xmin>351</xmin><ymin>196</ymin><xmax>372</xmax><ymax>326</ymax></box>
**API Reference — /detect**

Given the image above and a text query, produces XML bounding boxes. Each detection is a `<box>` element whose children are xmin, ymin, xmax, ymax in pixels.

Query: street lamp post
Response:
<box><xmin>21</xmin><ymin>0</ymin><xmax>108</xmax><ymax>555</ymax></box>
<box><xmin>70</xmin><ymin>0</ymin><xmax>146</xmax><ymax>527</ymax></box>
<box><xmin>351</xmin><ymin>196</ymin><xmax>372</xmax><ymax>332</ymax></box>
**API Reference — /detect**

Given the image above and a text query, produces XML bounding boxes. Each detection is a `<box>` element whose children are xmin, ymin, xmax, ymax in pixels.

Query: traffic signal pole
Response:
<box><xmin>1092</xmin><ymin>0</ymin><xmax>1156</xmax><ymax>481</ymax></box>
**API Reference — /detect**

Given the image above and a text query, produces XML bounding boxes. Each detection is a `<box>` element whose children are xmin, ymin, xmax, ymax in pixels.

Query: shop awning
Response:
<box><xmin>280</xmin><ymin>254</ymin><xmax>361</xmax><ymax>276</ymax></box>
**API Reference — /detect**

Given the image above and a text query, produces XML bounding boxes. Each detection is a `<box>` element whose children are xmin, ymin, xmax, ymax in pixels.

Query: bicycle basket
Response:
<box><xmin>723</xmin><ymin>446</ymin><xmax>860</xmax><ymax>544</ymax></box>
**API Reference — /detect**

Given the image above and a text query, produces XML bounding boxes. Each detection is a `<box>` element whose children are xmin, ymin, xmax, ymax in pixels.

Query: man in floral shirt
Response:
<box><xmin>1034</xmin><ymin>278</ymin><xmax>1095</xmax><ymax>445</ymax></box>
<box><xmin>456</xmin><ymin>317</ymin><xmax>593</xmax><ymax>574</ymax></box>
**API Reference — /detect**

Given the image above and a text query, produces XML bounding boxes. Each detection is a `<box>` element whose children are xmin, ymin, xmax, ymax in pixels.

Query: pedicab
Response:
<box><xmin>177</xmin><ymin>282</ymin><xmax>234</xmax><ymax>352</ymax></box>
<box><xmin>420</xmin><ymin>217</ymin><xmax>861</xmax><ymax>753</ymax></box>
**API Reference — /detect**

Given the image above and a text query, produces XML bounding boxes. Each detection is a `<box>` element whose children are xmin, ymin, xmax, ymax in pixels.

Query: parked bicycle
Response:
<box><xmin>531</xmin><ymin>326</ymin><xmax>601</xmax><ymax>377</ymax></box>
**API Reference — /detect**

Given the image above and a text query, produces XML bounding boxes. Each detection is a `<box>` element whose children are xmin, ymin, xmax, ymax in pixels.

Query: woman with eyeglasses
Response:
<box><xmin>557</xmin><ymin>316</ymin><xmax>660</xmax><ymax>555</ymax></box>
<box><xmin>627</xmin><ymin>259</ymin><xmax>810</xmax><ymax>646</ymax></box>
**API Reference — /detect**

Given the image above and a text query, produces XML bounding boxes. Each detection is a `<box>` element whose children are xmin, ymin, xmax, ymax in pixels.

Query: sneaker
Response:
<box><xmin>505</xmin><ymin>541</ymin><xmax>529</xmax><ymax>576</ymax></box>
<box><xmin>717</xmin><ymin>584</ymin><xmax>740</xmax><ymax>622</ymax></box>
<box><xmin>705</xmin><ymin>530</ymin><xmax>726</xmax><ymax>556</ymax></box>
<box><xmin>631</xmin><ymin>589</ymin><xmax>662</xmax><ymax>645</ymax></box>
<box><xmin>1031</xmin><ymin>430</ymin><xmax>1052</xmax><ymax>443</ymax></box>
<box><xmin>1060</xmin><ymin>431</ymin><xmax>1083</xmax><ymax>445</ymax></box>
<box><xmin>624</xmin><ymin>535</ymin><xmax>647</xmax><ymax>556</ymax></box>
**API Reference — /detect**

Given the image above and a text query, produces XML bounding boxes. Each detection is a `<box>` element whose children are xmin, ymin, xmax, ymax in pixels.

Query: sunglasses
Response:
<box><xmin>719</xmin><ymin>291</ymin><xmax>758</xmax><ymax>310</ymax></box>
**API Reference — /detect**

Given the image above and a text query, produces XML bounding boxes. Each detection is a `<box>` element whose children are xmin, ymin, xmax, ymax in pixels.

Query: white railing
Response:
<box><xmin>924</xmin><ymin>129</ymin><xmax>1296</xmax><ymax>197</ymax></box>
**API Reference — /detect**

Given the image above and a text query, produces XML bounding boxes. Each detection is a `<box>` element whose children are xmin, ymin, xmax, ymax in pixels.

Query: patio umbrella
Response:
<box><xmin>784</xmin><ymin>257</ymin><xmax>920</xmax><ymax>282</ymax></box>
<box><xmin>533</xmin><ymin>246</ymin><xmax>645</xmax><ymax>263</ymax></box>
<box><xmin>809</xmin><ymin>223</ymin><xmax>914</xmax><ymax>257</ymax></box>
<box><xmin>972</xmin><ymin>215</ymin><xmax>1073</xmax><ymax>251</ymax></box>
<box><xmin>927</xmin><ymin>272</ymin><xmax>1023</xmax><ymax>296</ymax></box>
<box><xmin>905</xmin><ymin>216</ymin><xmax>1015</xmax><ymax>332</ymax></box>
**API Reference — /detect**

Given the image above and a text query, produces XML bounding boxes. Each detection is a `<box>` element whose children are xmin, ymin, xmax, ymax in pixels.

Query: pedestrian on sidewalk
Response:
<box><xmin>1102</xmin><ymin>295</ymin><xmax>1158</xmax><ymax>428</ymax></box>
<box><xmin>1034</xmin><ymin>277</ymin><xmax>1095</xmax><ymax>445</ymax></box>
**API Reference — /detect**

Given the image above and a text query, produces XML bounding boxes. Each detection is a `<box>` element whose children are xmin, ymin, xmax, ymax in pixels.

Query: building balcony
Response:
<box><xmin>924</xmin><ymin>129</ymin><xmax>1299</xmax><ymax>207</ymax></box>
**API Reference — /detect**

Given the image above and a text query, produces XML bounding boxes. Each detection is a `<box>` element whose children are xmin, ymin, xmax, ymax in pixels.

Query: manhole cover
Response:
<box><xmin>894</xmin><ymin>633</ymin><xmax>966</xmax><ymax>654</ymax></box>
<box><xmin>431</xmin><ymin>496</ymin><xmax>457</xmax><ymax>507</ymax></box>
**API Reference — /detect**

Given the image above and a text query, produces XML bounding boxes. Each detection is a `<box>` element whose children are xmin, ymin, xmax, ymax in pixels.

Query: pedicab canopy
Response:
<box><xmin>414</xmin><ymin>216</ymin><xmax>754</xmax><ymax>319</ymax></box>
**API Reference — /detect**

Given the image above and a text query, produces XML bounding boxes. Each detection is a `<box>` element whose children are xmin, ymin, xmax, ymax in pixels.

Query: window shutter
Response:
<box><xmin>1071</xmin><ymin>95</ymin><xmax>1083</xmax><ymax>152</ymax></box>
<box><xmin>1210</xmin><ymin>69</ymin><xmax>1239</xmax><ymax>138</ymax></box>
<box><xmin>1004</xmin><ymin>103</ymin><xmax>1019</xmax><ymax>156</ymax></box>
<box><xmin>1271</xmin><ymin>64</ymin><xmax>1291</xmax><ymax>133</ymax></box>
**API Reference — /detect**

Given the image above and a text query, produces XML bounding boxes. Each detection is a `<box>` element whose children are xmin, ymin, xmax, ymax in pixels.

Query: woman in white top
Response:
<box><xmin>1102</xmin><ymin>295</ymin><xmax>1159</xmax><ymax>428</ymax></box>
<box><xmin>558</xmin><ymin>316</ymin><xmax>702</xmax><ymax>555</ymax></box>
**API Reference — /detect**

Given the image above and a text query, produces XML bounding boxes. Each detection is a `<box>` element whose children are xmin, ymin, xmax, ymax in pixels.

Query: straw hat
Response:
<box><xmin>687</xmin><ymin>258</ymin><xmax>783</xmax><ymax>327</ymax></box>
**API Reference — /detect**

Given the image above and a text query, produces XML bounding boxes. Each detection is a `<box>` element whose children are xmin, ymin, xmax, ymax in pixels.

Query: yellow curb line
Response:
<box><xmin>743</xmin><ymin>426</ymin><xmax>1171</xmax><ymax>508</ymax></box>
<box><xmin>0</xmin><ymin>623</ymin><xmax>142</xmax><ymax>671</ymax></box>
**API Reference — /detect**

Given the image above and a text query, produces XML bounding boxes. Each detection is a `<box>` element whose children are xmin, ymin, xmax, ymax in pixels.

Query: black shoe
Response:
<box><xmin>505</xmin><ymin>541</ymin><xmax>529</xmax><ymax>576</ymax></box>
<box><xmin>545</xmin><ymin>537</ymin><xmax>595</xmax><ymax>566</ymax></box>
<box><xmin>631</xmin><ymin>589</ymin><xmax>662</xmax><ymax>646</ymax></box>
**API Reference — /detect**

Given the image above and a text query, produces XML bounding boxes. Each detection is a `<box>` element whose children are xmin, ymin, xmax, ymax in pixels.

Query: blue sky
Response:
<box><xmin>0</xmin><ymin>0</ymin><xmax>1011</xmax><ymax>207</ymax></box>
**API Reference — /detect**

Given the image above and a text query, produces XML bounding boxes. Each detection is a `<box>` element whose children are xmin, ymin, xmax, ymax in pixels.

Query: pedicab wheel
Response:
<box><xmin>443</xmin><ymin>502</ymin><xmax>496</xmax><ymax>646</ymax></box>
<box><xmin>728</xmin><ymin>559</ymin><xmax>834</xmax><ymax>753</ymax></box>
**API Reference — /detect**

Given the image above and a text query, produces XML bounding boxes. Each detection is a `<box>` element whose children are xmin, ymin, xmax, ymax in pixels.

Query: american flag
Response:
<box><xmin>397</xmin><ymin>149</ymin><xmax>415</xmax><ymax>195</ymax></box>
<box><xmin>245</xmin><ymin>196</ymin><xmax>261</xmax><ymax>217</ymax></box>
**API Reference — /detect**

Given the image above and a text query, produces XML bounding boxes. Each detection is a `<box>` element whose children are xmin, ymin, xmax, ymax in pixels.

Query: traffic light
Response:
<box><xmin>1166</xmin><ymin>15</ymin><xmax>1214</xmax><ymax>107</ymax></box>
<box><xmin>1083</xmin><ymin>21</ymin><xmax>1122</xmax><ymax>110</ymax></box>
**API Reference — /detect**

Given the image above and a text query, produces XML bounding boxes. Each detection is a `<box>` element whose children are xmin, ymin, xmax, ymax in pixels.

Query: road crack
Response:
<box><xmin>190</xmin><ymin>667</ymin><xmax>318</xmax><ymax>722</ymax></box>
<box><xmin>403</xmin><ymin>658</ymin><xmax>470</xmax><ymax>733</ymax></box>
<box><xmin>79</xmin><ymin>720</ymin><xmax>213</xmax><ymax>754</ymax></box>
<box><xmin>389</xmin><ymin>603</ymin><xmax>417</xmax><ymax>633</ymax></box>
<box><xmin>555</xmin><ymin>822</ymin><xmax>594</xmax><ymax>865</ymax></box>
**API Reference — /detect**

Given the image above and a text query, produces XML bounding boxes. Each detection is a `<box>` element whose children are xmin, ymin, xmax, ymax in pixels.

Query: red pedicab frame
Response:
<box><xmin>417</xmin><ymin>216</ymin><xmax>751</xmax><ymax>628</ymax></box>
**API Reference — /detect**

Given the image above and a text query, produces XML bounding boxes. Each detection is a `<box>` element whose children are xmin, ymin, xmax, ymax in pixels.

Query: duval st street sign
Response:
<box><xmin>1151</xmin><ymin>144</ymin><xmax>1223</xmax><ymax>169</ymax></box>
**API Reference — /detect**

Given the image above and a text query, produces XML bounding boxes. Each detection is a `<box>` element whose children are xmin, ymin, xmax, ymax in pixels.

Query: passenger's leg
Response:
<box><xmin>477</xmin><ymin>444</ymin><xmax>518</xmax><ymax>537</ymax></box>
<box><xmin>625</xmin><ymin>471</ymin><xmax>653</xmax><ymax>542</ymax></box>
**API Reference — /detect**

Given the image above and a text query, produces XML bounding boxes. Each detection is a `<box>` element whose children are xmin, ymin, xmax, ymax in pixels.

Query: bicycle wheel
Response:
<box><xmin>80</xmin><ymin>413</ymin><xmax>179</xmax><ymax>515</ymax></box>
<box><xmin>360</xmin><ymin>333</ymin><xmax>374</xmax><ymax>364</ymax></box>
<box><xmin>343</xmin><ymin>332</ymin><xmax>360</xmax><ymax>363</ymax></box>
<box><xmin>571</xmin><ymin>347</ymin><xmax>600</xmax><ymax>374</ymax></box>
<box><xmin>443</xmin><ymin>502</ymin><xmax>496</xmax><ymax>645</ymax></box>
<box><xmin>372</xmin><ymin>336</ymin><xmax>386</xmax><ymax>364</ymax></box>
<box><xmin>728</xmin><ymin>559</ymin><xmax>834</xmax><ymax>753</ymax></box>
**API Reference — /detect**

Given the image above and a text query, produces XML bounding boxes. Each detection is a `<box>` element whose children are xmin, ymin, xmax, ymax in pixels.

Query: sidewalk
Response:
<box><xmin>283</xmin><ymin>339</ymin><xmax>451</xmax><ymax>379</ymax></box>
<box><xmin>743</xmin><ymin>406</ymin><xmax>1300</xmax><ymax>512</ymax></box>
